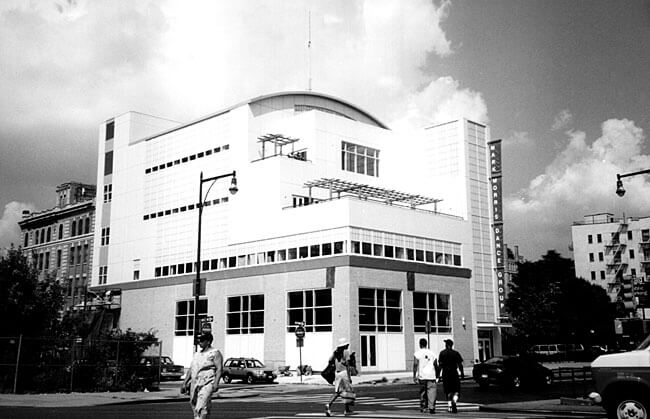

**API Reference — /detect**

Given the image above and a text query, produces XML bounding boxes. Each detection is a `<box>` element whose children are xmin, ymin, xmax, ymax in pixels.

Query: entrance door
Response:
<box><xmin>360</xmin><ymin>335</ymin><xmax>377</xmax><ymax>369</ymax></box>
<box><xmin>478</xmin><ymin>337</ymin><xmax>492</xmax><ymax>361</ymax></box>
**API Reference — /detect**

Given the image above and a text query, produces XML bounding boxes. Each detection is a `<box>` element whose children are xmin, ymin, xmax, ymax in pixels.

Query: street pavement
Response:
<box><xmin>0</xmin><ymin>368</ymin><xmax>606</xmax><ymax>417</ymax></box>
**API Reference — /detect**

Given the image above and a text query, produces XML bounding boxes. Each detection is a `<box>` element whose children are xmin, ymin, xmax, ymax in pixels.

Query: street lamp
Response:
<box><xmin>616</xmin><ymin>169</ymin><xmax>650</xmax><ymax>197</ymax></box>
<box><xmin>194</xmin><ymin>170</ymin><xmax>238</xmax><ymax>352</ymax></box>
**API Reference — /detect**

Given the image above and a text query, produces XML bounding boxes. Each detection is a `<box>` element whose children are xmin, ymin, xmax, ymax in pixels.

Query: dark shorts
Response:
<box><xmin>442</xmin><ymin>374</ymin><xmax>460</xmax><ymax>396</ymax></box>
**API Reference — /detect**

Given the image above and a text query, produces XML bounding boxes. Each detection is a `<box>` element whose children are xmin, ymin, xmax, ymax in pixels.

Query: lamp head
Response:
<box><xmin>616</xmin><ymin>179</ymin><xmax>625</xmax><ymax>197</ymax></box>
<box><xmin>229</xmin><ymin>174</ymin><xmax>238</xmax><ymax>195</ymax></box>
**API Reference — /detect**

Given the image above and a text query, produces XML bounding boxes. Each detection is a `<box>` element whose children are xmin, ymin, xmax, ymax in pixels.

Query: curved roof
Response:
<box><xmin>142</xmin><ymin>91</ymin><xmax>389</xmax><ymax>142</ymax></box>
<box><xmin>246</xmin><ymin>91</ymin><xmax>389</xmax><ymax>130</ymax></box>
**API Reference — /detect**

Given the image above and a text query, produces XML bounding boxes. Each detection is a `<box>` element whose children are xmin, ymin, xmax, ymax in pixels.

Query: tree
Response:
<box><xmin>504</xmin><ymin>250</ymin><xmax>615</xmax><ymax>351</ymax></box>
<box><xmin>0</xmin><ymin>246</ymin><xmax>65</xmax><ymax>337</ymax></box>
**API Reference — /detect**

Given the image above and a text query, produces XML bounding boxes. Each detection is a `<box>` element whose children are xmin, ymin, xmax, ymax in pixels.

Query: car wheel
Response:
<box><xmin>246</xmin><ymin>374</ymin><xmax>255</xmax><ymax>384</ymax></box>
<box><xmin>511</xmin><ymin>375</ymin><xmax>521</xmax><ymax>388</ymax></box>
<box><xmin>222</xmin><ymin>374</ymin><xmax>231</xmax><ymax>384</ymax></box>
<box><xmin>607</xmin><ymin>392</ymin><xmax>648</xmax><ymax>419</ymax></box>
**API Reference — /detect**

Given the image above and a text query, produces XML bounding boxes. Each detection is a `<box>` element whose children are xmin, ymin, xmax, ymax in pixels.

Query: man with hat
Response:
<box><xmin>325</xmin><ymin>337</ymin><xmax>355</xmax><ymax>416</ymax></box>
<box><xmin>438</xmin><ymin>339</ymin><xmax>464</xmax><ymax>413</ymax></box>
<box><xmin>181</xmin><ymin>332</ymin><xmax>223</xmax><ymax>419</ymax></box>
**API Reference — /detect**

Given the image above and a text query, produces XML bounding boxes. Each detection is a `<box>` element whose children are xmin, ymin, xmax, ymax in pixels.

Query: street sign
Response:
<box><xmin>295</xmin><ymin>326</ymin><xmax>306</xmax><ymax>338</ymax></box>
<box><xmin>296</xmin><ymin>337</ymin><xmax>304</xmax><ymax>347</ymax></box>
<box><xmin>204</xmin><ymin>315</ymin><xmax>214</xmax><ymax>322</ymax></box>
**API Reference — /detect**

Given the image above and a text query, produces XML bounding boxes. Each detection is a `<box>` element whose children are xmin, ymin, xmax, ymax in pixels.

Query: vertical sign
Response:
<box><xmin>488</xmin><ymin>140</ymin><xmax>506</xmax><ymax>319</ymax></box>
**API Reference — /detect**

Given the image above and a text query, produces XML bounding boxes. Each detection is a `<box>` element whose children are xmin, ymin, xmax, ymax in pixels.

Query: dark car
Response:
<box><xmin>139</xmin><ymin>356</ymin><xmax>185</xmax><ymax>381</ymax></box>
<box><xmin>472</xmin><ymin>355</ymin><xmax>553</xmax><ymax>389</ymax></box>
<box><xmin>222</xmin><ymin>357</ymin><xmax>277</xmax><ymax>384</ymax></box>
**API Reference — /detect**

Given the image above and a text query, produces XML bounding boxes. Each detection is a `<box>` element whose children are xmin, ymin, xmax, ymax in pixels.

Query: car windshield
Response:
<box><xmin>484</xmin><ymin>357</ymin><xmax>503</xmax><ymax>365</ymax></box>
<box><xmin>636</xmin><ymin>333</ymin><xmax>650</xmax><ymax>350</ymax></box>
<box><xmin>161</xmin><ymin>357</ymin><xmax>173</xmax><ymax>365</ymax></box>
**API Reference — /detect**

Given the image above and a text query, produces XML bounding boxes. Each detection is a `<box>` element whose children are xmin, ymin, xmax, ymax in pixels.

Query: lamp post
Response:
<box><xmin>194</xmin><ymin>170</ymin><xmax>238</xmax><ymax>352</ymax></box>
<box><xmin>616</xmin><ymin>169</ymin><xmax>650</xmax><ymax>197</ymax></box>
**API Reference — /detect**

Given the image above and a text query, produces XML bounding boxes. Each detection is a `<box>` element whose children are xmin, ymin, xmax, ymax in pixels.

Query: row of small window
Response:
<box><xmin>351</xmin><ymin>241</ymin><xmax>462</xmax><ymax>266</ymax></box>
<box><xmin>589</xmin><ymin>250</ymin><xmax>635</xmax><ymax>262</ymax></box>
<box><xmin>174</xmin><ymin>288</ymin><xmax>452</xmax><ymax>336</ymax></box>
<box><xmin>25</xmin><ymin>217</ymin><xmax>91</xmax><ymax>247</ymax></box>
<box><xmin>341</xmin><ymin>141</ymin><xmax>379</xmax><ymax>177</ymax></box>
<box><xmin>144</xmin><ymin>144</ymin><xmax>230</xmax><ymax>174</ymax></box>
<box><xmin>32</xmin><ymin>244</ymin><xmax>90</xmax><ymax>270</ymax></box>
<box><xmin>591</xmin><ymin>268</ymin><xmax>639</xmax><ymax>281</ymax></box>
<box><xmin>155</xmin><ymin>241</ymin><xmax>347</xmax><ymax>278</ymax></box>
<box><xmin>155</xmin><ymin>240</ymin><xmax>461</xmax><ymax>279</ymax></box>
<box><xmin>588</xmin><ymin>230</ymin><xmax>650</xmax><ymax>244</ymax></box>
<box><xmin>143</xmin><ymin>196</ymin><xmax>229</xmax><ymax>221</ymax></box>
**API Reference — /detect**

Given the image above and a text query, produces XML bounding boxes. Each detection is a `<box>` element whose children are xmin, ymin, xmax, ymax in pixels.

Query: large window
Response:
<box><xmin>175</xmin><ymin>299</ymin><xmax>208</xmax><ymax>336</ymax></box>
<box><xmin>359</xmin><ymin>288</ymin><xmax>402</xmax><ymax>332</ymax></box>
<box><xmin>287</xmin><ymin>289</ymin><xmax>332</xmax><ymax>332</ymax></box>
<box><xmin>103</xmin><ymin>184</ymin><xmax>112</xmax><ymax>203</ymax></box>
<box><xmin>413</xmin><ymin>292</ymin><xmax>451</xmax><ymax>333</ymax></box>
<box><xmin>227</xmin><ymin>294</ymin><xmax>264</xmax><ymax>334</ymax></box>
<box><xmin>98</xmin><ymin>265</ymin><xmax>108</xmax><ymax>285</ymax></box>
<box><xmin>101</xmin><ymin>227</ymin><xmax>110</xmax><ymax>246</ymax></box>
<box><xmin>106</xmin><ymin>120</ymin><xmax>115</xmax><ymax>140</ymax></box>
<box><xmin>341</xmin><ymin>141</ymin><xmax>379</xmax><ymax>176</ymax></box>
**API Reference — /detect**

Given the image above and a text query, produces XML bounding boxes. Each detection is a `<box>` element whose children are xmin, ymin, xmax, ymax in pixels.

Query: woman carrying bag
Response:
<box><xmin>325</xmin><ymin>337</ymin><xmax>355</xmax><ymax>416</ymax></box>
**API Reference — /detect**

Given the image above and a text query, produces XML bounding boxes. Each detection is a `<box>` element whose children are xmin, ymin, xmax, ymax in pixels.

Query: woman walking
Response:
<box><xmin>325</xmin><ymin>337</ymin><xmax>355</xmax><ymax>416</ymax></box>
<box><xmin>181</xmin><ymin>332</ymin><xmax>223</xmax><ymax>419</ymax></box>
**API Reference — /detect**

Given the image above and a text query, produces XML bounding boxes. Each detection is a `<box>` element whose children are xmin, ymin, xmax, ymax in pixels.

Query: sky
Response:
<box><xmin>1</xmin><ymin>0</ymin><xmax>649</xmax><ymax>261</ymax></box>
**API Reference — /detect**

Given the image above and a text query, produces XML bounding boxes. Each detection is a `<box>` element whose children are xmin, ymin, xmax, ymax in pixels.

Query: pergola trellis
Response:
<box><xmin>258</xmin><ymin>134</ymin><xmax>303</xmax><ymax>160</ymax></box>
<box><xmin>303</xmin><ymin>178</ymin><xmax>442</xmax><ymax>210</ymax></box>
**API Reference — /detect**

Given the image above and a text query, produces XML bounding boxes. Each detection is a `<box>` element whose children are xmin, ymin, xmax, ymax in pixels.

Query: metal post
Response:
<box><xmin>13</xmin><ymin>335</ymin><xmax>22</xmax><ymax>394</ymax></box>
<box><xmin>158</xmin><ymin>341</ymin><xmax>163</xmax><ymax>384</ymax></box>
<box><xmin>115</xmin><ymin>339</ymin><xmax>120</xmax><ymax>385</ymax></box>
<box><xmin>194</xmin><ymin>172</ymin><xmax>204</xmax><ymax>353</ymax></box>
<box><xmin>69</xmin><ymin>337</ymin><xmax>75</xmax><ymax>393</ymax></box>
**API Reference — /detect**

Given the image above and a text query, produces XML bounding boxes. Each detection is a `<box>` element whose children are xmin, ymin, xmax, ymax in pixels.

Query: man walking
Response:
<box><xmin>438</xmin><ymin>339</ymin><xmax>464</xmax><ymax>413</ymax></box>
<box><xmin>413</xmin><ymin>338</ymin><xmax>438</xmax><ymax>414</ymax></box>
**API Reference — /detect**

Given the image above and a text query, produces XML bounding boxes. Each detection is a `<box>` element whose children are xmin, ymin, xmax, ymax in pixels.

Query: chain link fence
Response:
<box><xmin>0</xmin><ymin>336</ymin><xmax>162</xmax><ymax>394</ymax></box>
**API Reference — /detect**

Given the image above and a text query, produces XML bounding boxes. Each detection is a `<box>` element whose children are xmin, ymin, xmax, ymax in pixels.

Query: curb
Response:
<box><xmin>109</xmin><ymin>391</ymin><xmax>261</xmax><ymax>406</ymax></box>
<box><xmin>479</xmin><ymin>404</ymin><xmax>605</xmax><ymax>417</ymax></box>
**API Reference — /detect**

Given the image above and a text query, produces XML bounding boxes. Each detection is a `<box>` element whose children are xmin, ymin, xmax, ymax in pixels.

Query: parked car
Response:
<box><xmin>138</xmin><ymin>356</ymin><xmax>184</xmax><ymax>381</ymax></box>
<box><xmin>222</xmin><ymin>357</ymin><xmax>277</xmax><ymax>384</ymax></box>
<box><xmin>472</xmin><ymin>355</ymin><xmax>553</xmax><ymax>389</ymax></box>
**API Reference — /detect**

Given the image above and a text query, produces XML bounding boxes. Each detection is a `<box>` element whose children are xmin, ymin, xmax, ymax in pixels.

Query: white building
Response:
<box><xmin>92</xmin><ymin>91</ymin><xmax>502</xmax><ymax>370</ymax></box>
<box><xmin>572</xmin><ymin>212</ymin><xmax>650</xmax><ymax>319</ymax></box>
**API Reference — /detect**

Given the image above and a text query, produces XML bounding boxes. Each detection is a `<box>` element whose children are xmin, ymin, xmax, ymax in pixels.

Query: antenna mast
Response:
<box><xmin>308</xmin><ymin>10</ymin><xmax>312</xmax><ymax>91</ymax></box>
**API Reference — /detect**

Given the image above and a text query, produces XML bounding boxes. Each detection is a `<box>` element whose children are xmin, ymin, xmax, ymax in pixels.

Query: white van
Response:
<box><xmin>590</xmin><ymin>334</ymin><xmax>650</xmax><ymax>418</ymax></box>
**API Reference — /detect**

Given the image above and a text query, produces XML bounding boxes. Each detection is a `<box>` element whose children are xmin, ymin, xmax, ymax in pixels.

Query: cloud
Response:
<box><xmin>505</xmin><ymin>118</ymin><xmax>650</xmax><ymax>259</ymax></box>
<box><xmin>0</xmin><ymin>202</ymin><xmax>37</xmax><ymax>251</ymax></box>
<box><xmin>552</xmin><ymin>109</ymin><xmax>573</xmax><ymax>131</ymax></box>
<box><xmin>504</xmin><ymin>131</ymin><xmax>534</xmax><ymax>147</ymax></box>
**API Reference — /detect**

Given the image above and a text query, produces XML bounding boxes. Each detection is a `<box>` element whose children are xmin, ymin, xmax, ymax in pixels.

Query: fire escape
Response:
<box><xmin>605</xmin><ymin>221</ymin><xmax>629</xmax><ymax>302</ymax></box>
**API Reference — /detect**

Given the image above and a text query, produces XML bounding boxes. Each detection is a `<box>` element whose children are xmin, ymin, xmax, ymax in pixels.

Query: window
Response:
<box><xmin>24</xmin><ymin>233</ymin><xmax>28</xmax><ymax>247</ymax></box>
<box><xmin>104</xmin><ymin>151</ymin><xmax>114</xmax><ymax>176</ymax></box>
<box><xmin>101</xmin><ymin>227</ymin><xmax>110</xmax><ymax>246</ymax></box>
<box><xmin>628</xmin><ymin>231</ymin><xmax>633</xmax><ymax>240</ymax></box>
<box><xmin>597</xmin><ymin>234</ymin><xmax>602</xmax><ymax>243</ymax></box>
<box><xmin>44</xmin><ymin>252</ymin><xmax>50</xmax><ymax>270</ymax></box>
<box><xmin>58</xmin><ymin>224</ymin><xmax>63</xmax><ymax>240</ymax></box>
<box><xmin>46</xmin><ymin>227</ymin><xmax>51</xmax><ymax>242</ymax></box>
<box><xmin>57</xmin><ymin>250</ymin><xmax>62</xmax><ymax>268</ymax></box>
<box><xmin>631</xmin><ymin>268</ymin><xmax>637</xmax><ymax>277</ymax></box>
<box><xmin>106</xmin><ymin>120</ymin><xmax>114</xmax><ymax>140</ymax></box>
<box><xmin>99</xmin><ymin>266</ymin><xmax>108</xmax><ymax>285</ymax></box>
<box><xmin>413</xmin><ymin>292</ymin><xmax>451</xmax><ymax>333</ymax></box>
<box><xmin>341</xmin><ymin>141</ymin><xmax>380</xmax><ymax>177</ymax></box>
<box><xmin>227</xmin><ymin>294</ymin><xmax>264</xmax><ymax>334</ymax></box>
<box><xmin>38</xmin><ymin>253</ymin><xmax>44</xmax><ymax>270</ymax></box>
<box><xmin>83</xmin><ymin>244</ymin><xmax>89</xmax><ymax>263</ymax></box>
<box><xmin>69</xmin><ymin>246</ymin><xmax>75</xmax><ymax>265</ymax></box>
<box><xmin>84</xmin><ymin>218</ymin><xmax>90</xmax><ymax>234</ymax></box>
<box><xmin>175</xmin><ymin>299</ymin><xmax>208</xmax><ymax>336</ymax></box>
<box><xmin>588</xmin><ymin>235</ymin><xmax>593</xmax><ymax>244</ymax></box>
<box><xmin>600</xmin><ymin>270</ymin><xmax>606</xmax><ymax>280</ymax></box>
<box><xmin>76</xmin><ymin>246</ymin><xmax>81</xmax><ymax>265</ymax></box>
<box><xmin>287</xmin><ymin>289</ymin><xmax>332</xmax><ymax>332</ymax></box>
<box><xmin>71</xmin><ymin>220</ymin><xmax>76</xmax><ymax>237</ymax></box>
<box><xmin>358</xmin><ymin>288</ymin><xmax>402</xmax><ymax>332</ymax></box>
<box><xmin>133</xmin><ymin>270</ymin><xmax>140</xmax><ymax>280</ymax></box>
<box><xmin>591</xmin><ymin>271</ymin><xmax>596</xmax><ymax>280</ymax></box>
<box><xmin>643</xmin><ymin>230</ymin><xmax>650</xmax><ymax>242</ymax></box>
<box><xmin>630</xmin><ymin>249</ymin><xmax>635</xmax><ymax>259</ymax></box>
<box><xmin>40</xmin><ymin>229</ymin><xmax>45</xmax><ymax>243</ymax></box>
<box><xmin>589</xmin><ymin>253</ymin><xmax>594</xmax><ymax>262</ymax></box>
<box><xmin>598</xmin><ymin>252</ymin><xmax>604</xmax><ymax>262</ymax></box>
<box><xmin>103</xmin><ymin>184</ymin><xmax>112</xmax><ymax>203</ymax></box>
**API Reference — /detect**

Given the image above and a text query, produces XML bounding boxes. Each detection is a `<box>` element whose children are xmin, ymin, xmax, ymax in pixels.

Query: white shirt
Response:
<box><xmin>414</xmin><ymin>348</ymin><xmax>437</xmax><ymax>380</ymax></box>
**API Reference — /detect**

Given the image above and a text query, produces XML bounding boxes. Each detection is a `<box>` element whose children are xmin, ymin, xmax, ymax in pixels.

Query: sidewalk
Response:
<box><xmin>0</xmin><ymin>370</ymin><xmax>607</xmax><ymax>417</ymax></box>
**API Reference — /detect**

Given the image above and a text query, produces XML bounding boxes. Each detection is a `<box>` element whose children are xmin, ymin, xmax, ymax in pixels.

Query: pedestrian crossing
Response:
<box><xmin>250</xmin><ymin>392</ymin><xmax>479</xmax><ymax>413</ymax></box>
